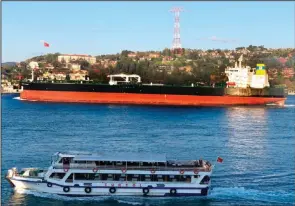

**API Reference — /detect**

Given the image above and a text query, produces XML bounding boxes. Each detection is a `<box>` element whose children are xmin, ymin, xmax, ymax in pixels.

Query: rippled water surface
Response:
<box><xmin>2</xmin><ymin>94</ymin><xmax>295</xmax><ymax>206</ymax></box>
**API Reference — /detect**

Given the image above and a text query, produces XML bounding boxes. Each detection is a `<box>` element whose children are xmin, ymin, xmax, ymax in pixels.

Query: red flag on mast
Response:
<box><xmin>217</xmin><ymin>156</ymin><xmax>223</xmax><ymax>163</ymax></box>
<box><xmin>44</xmin><ymin>42</ymin><xmax>50</xmax><ymax>47</ymax></box>
<box><xmin>40</xmin><ymin>40</ymin><xmax>50</xmax><ymax>47</ymax></box>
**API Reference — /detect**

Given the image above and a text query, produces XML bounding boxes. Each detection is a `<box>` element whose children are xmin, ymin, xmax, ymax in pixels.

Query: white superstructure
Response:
<box><xmin>108</xmin><ymin>74</ymin><xmax>141</xmax><ymax>85</ymax></box>
<box><xmin>6</xmin><ymin>152</ymin><xmax>215</xmax><ymax>197</ymax></box>
<box><xmin>224</xmin><ymin>55</ymin><xmax>270</xmax><ymax>89</ymax></box>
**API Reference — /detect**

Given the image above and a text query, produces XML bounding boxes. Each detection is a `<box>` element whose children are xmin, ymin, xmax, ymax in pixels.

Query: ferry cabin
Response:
<box><xmin>8</xmin><ymin>152</ymin><xmax>212</xmax><ymax>196</ymax></box>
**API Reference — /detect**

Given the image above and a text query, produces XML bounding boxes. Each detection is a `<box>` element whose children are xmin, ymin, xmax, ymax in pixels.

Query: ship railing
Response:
<box><xmin>14</xmin><ymin>175</ymin><xmax>43</xmax><ymax>179</ymax></box>
<box><xmin>53</xmin><ymin>164</ymin><xmax>212</xmax><ymax>172</ymax></box>
<box><xmin>12</xmin><ymin>167</ymin><xmax>47</xmax><ymax>177</ymax></box>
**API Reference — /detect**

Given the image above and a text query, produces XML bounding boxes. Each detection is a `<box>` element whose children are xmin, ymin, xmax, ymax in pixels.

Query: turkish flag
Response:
<box><xmin>217</xmin><ymin>157</ymin><xmax>223</xmax><ymax>163</ymax></box>
<box><xmin>44</xmin><ymin>42</ymin><xmax>50</xmax><ymax>47</ymax></box>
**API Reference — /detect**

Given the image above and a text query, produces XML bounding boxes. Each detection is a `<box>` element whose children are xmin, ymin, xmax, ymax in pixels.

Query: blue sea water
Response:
<box><xmin>1</xmin><ymin>94</ymin><xmax>295</xmax><ymax>206</ymax></box>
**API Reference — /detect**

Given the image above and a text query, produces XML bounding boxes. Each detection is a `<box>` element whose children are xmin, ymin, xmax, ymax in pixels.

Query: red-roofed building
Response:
<box><xmin>128</xmin><ymin>53</ymin><xmax>137</xmax><ymax>58</ymax></box>
<box><xmin>69</xmin><ymin>70</ymin><xmax>88</xmax><ymax>81</ymax></box>
<box><xmin>149</xmin><ymin>53</ymin><xmax>160</xmax><ymax>58</ymax></box>
<box><xmin>278</xmin><ymin>57</ymin><xmax>287</xmax><ymax>65</ymax></box>
<box><xmin>282</xmin><ymin>68</ymin><xmax>295</xmax><ymax>78</ymax></box>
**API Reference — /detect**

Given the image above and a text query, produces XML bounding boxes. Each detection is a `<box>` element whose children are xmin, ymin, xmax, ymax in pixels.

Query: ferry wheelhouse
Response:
<box><xmin>6</xmin><ymin>152</ymin><xmax>214</xmax><ymax>197</ymax></box>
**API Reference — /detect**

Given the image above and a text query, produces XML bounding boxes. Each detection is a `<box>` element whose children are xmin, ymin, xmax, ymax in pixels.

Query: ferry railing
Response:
<box><xmin>53</xmin><ymin>164</ymin><xmax>212</xmax><ymax>172</ymax></box>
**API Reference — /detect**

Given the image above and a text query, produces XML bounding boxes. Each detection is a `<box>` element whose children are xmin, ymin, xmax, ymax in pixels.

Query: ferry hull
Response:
<box><xmin>9</xmin><ymin>178</ymin><xmax>209</xmax><ymax>197</ymax></box>
<box><xmin>20</xmin><ymin>90</ymin><xmax>286</xmax><ymax>106</ymax></box>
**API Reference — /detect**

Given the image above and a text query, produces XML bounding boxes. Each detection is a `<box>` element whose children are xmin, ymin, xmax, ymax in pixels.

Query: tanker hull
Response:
<box><xmin>20</xmin><ymin>83</ymin><xmax>287</xmax><ymax>106</ymax></box>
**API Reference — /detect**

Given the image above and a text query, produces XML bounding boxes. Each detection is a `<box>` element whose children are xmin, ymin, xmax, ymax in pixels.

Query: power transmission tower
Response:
<box><xmin>170</xmin><ymin>7</ymin><xmax>184</xmax><ymax>55</ymax></box>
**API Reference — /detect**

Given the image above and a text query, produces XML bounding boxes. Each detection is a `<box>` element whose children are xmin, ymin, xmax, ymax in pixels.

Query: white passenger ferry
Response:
<box><xmin>6</xmin><ymin>152</ymin><xmax>218</xmax><ymax>197</ymax></box>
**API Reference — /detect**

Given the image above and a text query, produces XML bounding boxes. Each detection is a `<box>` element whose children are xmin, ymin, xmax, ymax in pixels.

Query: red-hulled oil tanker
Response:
<box><xmin>20</xmin><ymin>60</ymin><xmax>288</xmax><ymax>106</ymax></box>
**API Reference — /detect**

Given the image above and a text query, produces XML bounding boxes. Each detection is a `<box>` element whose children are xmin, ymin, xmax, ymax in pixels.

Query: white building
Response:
<box><xmin>58</xmin><ymin>54</ymin><xmax>96</xmax><ymax>65</ymax></box>
<box><xmin>28</xmin><ymin>61</ymin><xmax>39</xmax><ymax>69</ymax></box>
<box><xmin>68</xmin><ymin>63</ymin><xmax>81</xmax><ymax>71</ymax></box>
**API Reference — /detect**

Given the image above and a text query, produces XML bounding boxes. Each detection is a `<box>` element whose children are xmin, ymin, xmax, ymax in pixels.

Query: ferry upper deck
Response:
<box><xmin>51</xmin><ymin>152</ymin><xmax>212</xmax><ymax>173</ymax></box>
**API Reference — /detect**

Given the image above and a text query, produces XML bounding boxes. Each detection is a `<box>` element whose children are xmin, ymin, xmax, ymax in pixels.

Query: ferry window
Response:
<box><xmin>157</xmin><ymin>175</ymin><xmax>164</xmax><ymax>181</ymax></box>
<box><xmin>94</xmin><ymin>173</ymin><xmax>100</xmax><ymax>180</ymax></box>
<box><xmin>169</xmin><ymin>175</ymin><xmax>176</xmax><ymax>182</ymax></box>
<box><xmin>132</xmin><ymin>174</ymin><xmax>139</xmax><ymax>181</ymax></box>
<box><xmin>200</xmin><ymin>175</ymin><xmax>210</xmax><ymax>184</ymax></box>
<box><xmin>151</xmin><ymin>175</ymin><xmax>157</xmax><ymax>182</ymax></box>
<box><xmin>142</xmin><ymin>162</ymin><xmax>153</xmax><ymax>167</ymax></box>
<box><xmin>185</xmin><ymin>176</ymin><xmax>192</xmax><ymax>183</ymax></box>
<box><xmin>66</xmin><ymin>174</ymin><xmax>73</xmax><ymax>182</ymax></box>
<box><xmin>62</xmin><ymin>158</ymin><xmax>71</xmax><ymax>164</ymax></box>
<box><xmin>178</xmin><ymin>175</ymin><xmax>186</xmax><ymax>182</ymax></box>
<box><xmin>194</xmin><ymin>175</ymin><xmax>200</xmax><ymax>178</ymax></box>
<box><xmin>120</xmin><ymin>174</ymin><xmax>126</xmax><ymax>181</ymax></box>
<box><xmin>74</xmin><ymin>161</ymin><xmax>87</xmax><ymax>164</ymax></box>
<box><xmin>144</xmin><ymin>175</ymin><xmax>151</xmax><ymax>182</ymax></box>
<box><xmin>115</xmin><ymin>162</ymin><xmax>123</xmax><ymax>166</ymax></box>
<box><xmin>101</xmin><ymin>174</ymin><xmax>108</xmax><ymax>180</ymax></box>
<box><xmin>139</xmin><ymin>175</ymin><xmax>146</xmax><ymax>181</ymax></box>
<box><xmin>49</xmin><ymin>172</ymin><xmax>65</xmax><ymax>179</ymax></box>
<box><xmin>127</xmin><ymin>174</ymin><xmax>133</xmax><ymax>181</ymax></box>
<box><xmin>74</xmin><ymin>173</ymin><xmax>95</xmax><ymax>180</ymax></box>
<box><xmin>113</xmin><ymin>174</ymin><xmax>121</xmax><ymax>181</ymax></box>
<box><xmin>105</xmin><ymin>161</ymin><xmax>113</xmax><ymax>166</ymax></box>
<box><xmin>162</xmin><ymin>175</ymin><xmax>169</xmax><ymax>182</ymax></box>
<box><xmin>127</xmin><ymin>162</ymin><xmax>139</xmax><ymax>167</ymax></box>
<box><xmin>99</xmin><ymin>161</ymin><xmax>106</xmax><ymax>166</ymax></box>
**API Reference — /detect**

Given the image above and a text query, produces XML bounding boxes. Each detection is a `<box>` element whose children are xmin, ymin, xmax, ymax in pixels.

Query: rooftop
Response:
<box><xmin>57</xmin><ymin>152</ymin><xmax>167</xmax><ymax>163</ymax></box>
<box><xmin>60</xmin><ymin>54</ymin><xmax>92</xmax><ymax>57</ymax></box>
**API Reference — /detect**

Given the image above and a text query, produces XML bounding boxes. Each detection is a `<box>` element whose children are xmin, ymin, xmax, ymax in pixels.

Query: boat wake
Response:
<box><xmin>13</xmin><ymin>97</ymin><xmax>38</xmax><ymax>102</ymax></box>
<box><xmin>266</xmin><ymin>103</ymin><xmax>295</xmax><ymax>108</ymax></box>
<box><xmin>13</xmin><ymin>97</ymin><xmax>22</xmax><ymax>100</ymax></box>
<box><xmin>284</xmin><ymin>104</ymin><xmax>295</xmax><ymax>107</ymax></box>
<box><xmin>209</xmin><ymin>187</ymin><xmax>294</xmax><ymax>204</ymax></box>
<box><xmin>14</xmin><ymin>187</ymin><xmax>294</xmax><ymax>205</ymax></box>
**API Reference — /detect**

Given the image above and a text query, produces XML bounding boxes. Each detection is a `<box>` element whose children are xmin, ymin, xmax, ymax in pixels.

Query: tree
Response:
<box><xmin>121</xmin><ymin>50</ymin><xmax>132</xmax><ymax>57</ymax></box>
<box><xmin>285</xmin><ymin>59</ymin><xmax>294</xmax><ymax>68</ymax></box>
<box><xmin>66</xmin><ymin>74</ymin><xmax>70</xmax><ymax>81</ymax></box>
<box><xmin>80</xmin><ymin>60</ymin><xmax>90</xmax><ymax>70</ymax></box>
<box><xmin>20</xmin><ymin>61</ymin><xmax>27</xmax><ymax>69</ymax></box>
<box><xmin>45</xmin><ymin>53</ymin><xmax>60</xmax><ymax>63</ymax></box>
<box><xmin>52</xmin><ymin>60</ymin><xmax>62</xmax><ymax>69</ymax></box>
<box><xmin>235</xmin><ymin>47</ymin><xmax>245</xmax><ymax>51</ymax></box>
<box><xmin>162</xmin><ymin>48</ymin><xmax>171</xmax><ymax>56</ymax></box>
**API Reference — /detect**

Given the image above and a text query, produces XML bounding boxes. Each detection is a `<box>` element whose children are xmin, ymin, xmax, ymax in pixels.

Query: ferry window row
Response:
<box><xmin>49</xmin><ymin>172</ymin><xmax>210</xmax><ymax>184</ymax></box>
<box><xmin>58</xmin><ymin>159</ymin><xmax>204</xmax><ymax>168</ymax></box>
<box><xmin>62</xmin><ymin>173</ymin><xmax>201</xmax><ymax>183</ymax></box>
<box><xmin>59</xmin><ymin>158</ymin><xmax>167</xmax><ymax>167</ymax></box>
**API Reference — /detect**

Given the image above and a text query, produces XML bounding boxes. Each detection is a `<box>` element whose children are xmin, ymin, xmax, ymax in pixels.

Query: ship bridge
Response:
<box><xmin>107</xmin><ymin>74</ymin><xmax>141</xmax><ymax>85</ymax></box>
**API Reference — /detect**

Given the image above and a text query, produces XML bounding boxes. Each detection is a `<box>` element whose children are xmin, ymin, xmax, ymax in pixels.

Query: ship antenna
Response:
<box><xmin>31</xmin><ymin>66</ymin><xmax>35</xmax><ymax>82</ymax></box>
<box><xmin>238</xmin><ymin>54</ymin><xmax>243</xmax><ymax>68</ymax></box>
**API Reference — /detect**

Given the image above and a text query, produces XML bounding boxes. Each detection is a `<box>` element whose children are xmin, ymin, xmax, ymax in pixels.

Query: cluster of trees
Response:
<box><xmin>82</xmin><ymin>55</ymin><xmax>228</xmax><ymax>86</ymax></box>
